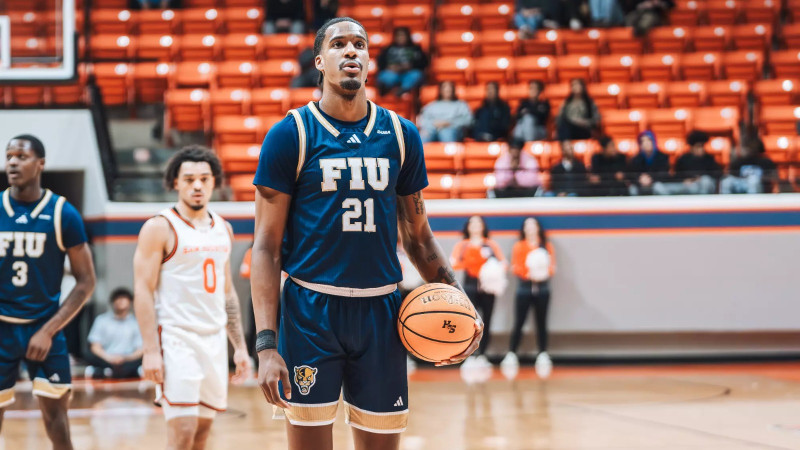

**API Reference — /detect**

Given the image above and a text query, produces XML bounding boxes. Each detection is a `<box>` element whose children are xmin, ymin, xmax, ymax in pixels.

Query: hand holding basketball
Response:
<box><xmin>398</xmin><ymin>283</ymin><xmax>482</xmax><ymax>365</ymax></box>
<box><xmin>258</xmin><ymin>349</ymin><xmax>291</xmax><ymax>409</ymax></box>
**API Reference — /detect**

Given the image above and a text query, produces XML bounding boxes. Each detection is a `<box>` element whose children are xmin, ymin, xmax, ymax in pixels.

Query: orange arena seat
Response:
<box><xmin>171</xmin><ymin>61</ymin><xmax>216</xmax><ymax>89</ymax></box>
<box><xmin>679</xmin><ymin>52</ymin><xmax>720</xmax><ymax>81</ymax></box>
<box><xmin>721</xmin><ymin>50</ymin><xmax>763</xmax><ymax>81</ymax></box>
<box><xmin>692</xmin><ymin>26</ymin><xmax>730</xmax><ymax>52</ymax></box>
<box><xmin>706</xmin><ymin>0</ymin><xmax>738</xmax><ymax>25</ymax></box>
<box><xmin>602</xmin><ymin>109</ymin><xmax>645</xmax><ymax>140</ymax></box>
<box><xmin>456</xmin><ymin>173</ymin><xmax>494</xmax><ymax>199</ymax></box>
<box><xmin>435</xmin><ymin>30</ymin><xmax>478</xmax><ymax>57</ymax></box>
<box><xmin>542</xmin><ymin>82</ymin><xmax>570</xmax><ymax>112</ymax></box>
<box><xmin>221</xmin><ymin>7</ymin><xmax>263</xmax><ymax>34</ymax></box>
<box><xmin>587</xmin><ymin>82</ymin><xmax>626</xmax><ymax>110</ymax></box>
<box><xmin>646</xmin><ymin>108</ymin><xmax>692</xmax><ymax>139</ymax></box>
<box><xmin>476</xmin><ymin>3</ymin><xmax>513</xmax><ymax>30</ymax></box>
<box><xmin>462</xmin><ymin>142</ymin><xmax>506</xmax><ymax>171</ymax></box>
<box><xmin>753</xmin><ymin>79</ymin><xmax>799</xmax><ymax>106</ymax></box>
<box><xmin>742</xmin><ymin>0</ymin><xmax>779</xmax><ymax>24</ymax></box>
<box><xmin>520</xmin><ymin>30</ymin><xmax>559</xmax><ymax>56</ymax></box>
<box><xmin>669</xmin><ymin>0</ymin><xmax>707</xmax><ymax>26</ymax></box>
<box><xmin>181</xmin><ymin>8</ymin><xmax>222</xmax><ymax>34</ymax></box>
<box><xmin>230</xmin><ymin>174</ymin><xmax>256</xmax><ymax>201</ymax></box>
<box><xmin>648</xmin><ymin>26</ymin><xmax>691</xmax><ymax>54</ymax></box>
<box><xmin>390</xmin><ymin>5</ymin><xmax>433</xmax><ymax>30</ymax></box>
<box><xmin>732</xmin><ymin>24</ymin><xmax>772</xmax><ymax>50</ymax></box>
<box><xmin>473</xmin><ymin>56</ymin><xmax>514</xmax><ymax>84</ymax></box>
<box><xmin>214</xmin><ymin>115</ymin><xmax>263</xmax><ymax>144</ymax></box>
<box><xmin>91</xmin><ymin>9</ymin><xmax>137</xmax><ymax>35</ymax></box>
<box><xmin>133</xmin><ymin>62</ymin><xmax>172</xmax><ymax>103</ymax></box>
<box><xmin>178</xmin><ymin>34</ymin><xmax>220</xmax><ymax>61</ymax></box>
<box><xmin>90</xmin><ymin>34</ymin><xmax>135</xmax><ymax>60</ymax></box>
<box><xmin>138</xmin><ymin>9</ymin><xmax>180</xmax><ymax>35</ymax></box>
<box><xmin>423</xmin><ymin>173</ymin><xmax>456</xmax><ymax>199</ymax></box>
<box><xmin>136</xmin><ymin>34</ymin><xmax>177</xmax><ymax>61</ymax></box>
<box><xmin>561</xmin><ymin>29</ymin><xmax>606</xmax><ymax>55</ymax></box>
<box><xmin>555</xmin><ymin>55</ymin><xmax>597</xmax><ymax>83</ymax></box>
<box><xmin>639</xmin><ymin>53</ymin><xmax>679</xmax><ymax>81</ymax></box>
<box><xmin>430</xmin><ymin>57</ymin><xmax>473</xmax><ymax>84</ymax></box>
<box><xmin>251</xmin><ymin>88</ymin><xmax>290</xmax><ymax>116</ymax></box>
<box><xmin>165</xmin><ymin>88</ymin><xmax>209</xmax><ymax>132</ymax></box>
<box><xmin>260</xmin><ymin>34</ymin><xmax>312</xmax><ymax>60</ymax></box>
<box><xmin>423</xmin><ymin>143</ymin><xmax>462</xmax><ymax>172</ymax></box>
<box><xmin>220</xmin><ymin>34</ymin><xmax>261</xmax><ymax>61</ymax></box>
<box><xmin>606</xmin><ymin>28</ymin><xmax>643</xmax><ymax>54</ymax></box>
<box><xmin>597</xmin><ymin>54</ymin><xmax>638</xmax><ymax>83</ymax></box>
<box><xmin>626</xmin><ymin>82</ymin><xmax>665</xmax><ymax>109</ymax></box>
<box><xmin>257</xmin><ymin>60</ymin><xmax>299</xmax><ymax>87</ymax></box>
<box><xmin>51</xmin><ymin>65</ymin><xmax>89</xmax><ymax>106</ymax></box>
<box><xmin>770</xmin><ymin>50</ymin><xmax>800</xmax><ymax>79</ymax></box>
<box><xmin>692</xmin><ymin>107</ymin><xmax>740</xmax><ymax>140</ymax></box>
<box><xmin>209</xmin><ymin>88</ymin><xmax>251</xmax><ymax>116</ymax></box>
<box><xmin>514</xmin><ymin>55</ymin><xmax>556</xmax><ymax>83</ymax></box>
<box><xmin>758</xmin><ymin>106</ymin><xmax>800</xmax><ymax>135</ymax></box>
<box><xmin>782</xmin><ymin>23</ymin><xmax>800</xmax><ymax>49</ymax></box>
<box><xmin>218</xmin><ymin>144</ymin><xmax>262</xmax><ymax>174</ymax></box>
<box><xmin>339</xmin><ymin>5</ymin><xmax>387</xmax><ymax>31</ymax></box>
<box><xmin>436</xmin><ymin>4</ymin><xmax>477</xmax><ymax>31</ymax></box>
<box><xmin>288</xmin><ymin>88</ymin><xmax>322</xmax><ymax>109</ymax></box>
<box><xmin>93</xmin><ymin>62</ymin><xmax>132</xmax><ymax>106</ymax></box>
<box><xmin>706</xmin><ymin>80</ymin><xmax>748</xmax><ymax>107</ymax></box>
<box><xmin>479</xmin><ymin>30</ymin><xmax>518</xmax><ymax>57</ymax></box>
<box><xmin>461</xmin><ymin>85</ymin><xmax>485</xmax><ymax>110</ymax></box>
<box><xmin>216</xmin><ymin>60</ymin><xmax>256</xmax><ymax>88</ymax></box>
<box><xmin>666</xmin><ymin>81</ymin><xmax>706</xmax><ymax>107</ymax></box>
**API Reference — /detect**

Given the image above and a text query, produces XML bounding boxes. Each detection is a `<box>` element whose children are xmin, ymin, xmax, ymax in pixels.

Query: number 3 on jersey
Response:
<box><xmin>11</xmin><ymin>261</ymin><xmax>27</xmax><ymax>287</ymax></box>
<box><xmin>203</xmin><ymin>258</ymin><xmax>216</xmax><ymax>293</ymax></box>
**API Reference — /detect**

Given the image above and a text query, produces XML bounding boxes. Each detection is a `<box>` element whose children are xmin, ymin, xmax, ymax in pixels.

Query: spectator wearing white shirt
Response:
<box><xmin>85</xmin><ymin>288</ymin><xmax>143</xmax><ymax>379</ymax></box>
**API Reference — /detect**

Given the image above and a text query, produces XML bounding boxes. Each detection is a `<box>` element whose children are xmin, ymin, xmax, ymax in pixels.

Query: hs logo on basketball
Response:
<box><xmin>294</xmin><ymin>365</ymin><xmax>317</xmax><ymax>395</ymax></box>
<box><xmin>442</xmin><ymin>320</ymin><xmax>456</xmax><ymax>333</ymax></box>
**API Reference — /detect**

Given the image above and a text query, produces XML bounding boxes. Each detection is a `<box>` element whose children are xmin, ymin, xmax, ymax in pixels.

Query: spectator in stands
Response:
<box><xmin>589</xmin><ymin>135</ymin><xmax>629</xmax><ymax>196</ymax></box>
<box><xmin>590</xmin><ymin>0</ymin><xmax>624</xmax><ymax>26</ymax></box>
<box><xmin>556</xmin><ymin>79</ymin><xmax>601</xmax><ymax>141</ymax></box>
<box><xmin>502</xmin><ymin>217</ymin><xmax>556</xmax><ymax>379</ymax></box>
<box><xmin>291</xmin><ymin>48</ymin><xmax>319</xmax><ymax>88</ymax></box>
<box><xmin>721</xmin><ymin>135</ymin><xmax>777</xmax><ymax>194</ymax></box>
<box><xmin>85</xmin><ymin>288</ymin><xmax>142</xmax><ymax>379</ymax></box>
<box><xmin>450</xmin><ymin>216</ymin><xmax>506</xmax><ymax>368</ymax></box>
<box><xmin>656</xmin><ymin>130</ymin><xmax>720</xmax><ymax>195</ymax></box>
<box><xmin>473</xmin><ymin>82</ymin><xmax>512</xmax><ymax>142</ymax></box>
<box><xmin>494</xmin><ymin>139</ymin><xmax>541</xmax><ymax>197</ymax></box>
<box><xmin>312</xmin><ymin>0</ymin><xmax>338</xmax><ymax>31</ymax></box>
<box><xmin>376</xmin><ymin>27</ymin><xmax>428</xmax><ymax>97</ymax></box>
<box><xmin>263</xmin><ymin>0</ymin><xmax>305</xmax><ymax>34</ymax></box>
<box><xmin>513</xmin><ymin>80</ymin><xmax>550</xmax><ymax>142</ymax></box>
<box><xmin>514</xmin><ymin>0</ymin><xmax>547</xmax><ymax>38</ymax></box>
<box><xmin>549</xmin><ymin>140</ymin><xmax>588</xmax><ymax>196</ymax></box>
<box><xmin>620</xmin><ymin>0</ymin><xmax>674</xmax><ymax>36</ymax></box>
<box><xmin>137</xmin><ymin>0</ymin><xmax>172</xmax><ymax>9</ymax></box>
<box><xmin>418</xmin><ymin>81</ymin><xmax>473</xmax><ymax>143</ymax></box>
<box><xmin>628</xmin><ymin>130</ymin><xmax>671</xmax><ymax>195</ymax></box>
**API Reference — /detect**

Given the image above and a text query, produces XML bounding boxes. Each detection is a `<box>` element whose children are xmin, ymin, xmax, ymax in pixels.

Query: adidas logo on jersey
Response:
<box><xmin>393</xmin><ymin>396</ymin><xmax>404</xmax><ymax>407</ymax></box>
<box><xmin>346</xmin><ymin>135</ymin><xmax>362</xmax><ymax>144</ymax></box>
<box><xmin>376</xmin><ymin>130</ymin><xmax>391</xmax><ymax>135</ymax></box>
<box><xmin>15</xmin><ymin>215</ymin><xmax>28</xmax><ymax>224</ymax></box>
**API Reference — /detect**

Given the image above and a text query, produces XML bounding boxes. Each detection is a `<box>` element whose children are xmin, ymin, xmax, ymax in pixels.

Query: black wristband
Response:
<box><xmin>255</xmin><ymin>330</ymin><xmax>277</xmax><ymax>353</ymax></box>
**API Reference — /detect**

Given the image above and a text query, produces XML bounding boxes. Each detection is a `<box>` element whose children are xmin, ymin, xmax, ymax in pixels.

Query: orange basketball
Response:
<box><xmin>397</xmin><ymin>283</ymin><xmax>477</xmax><ymax>363</ymax></box>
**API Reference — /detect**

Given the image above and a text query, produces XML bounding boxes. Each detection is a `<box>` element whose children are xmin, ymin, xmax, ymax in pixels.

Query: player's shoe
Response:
<box><xmin>500</xmin><ymin>352</ymin><xmax>519</xmax><ymax>368</ymax></box>
<box><xmin>84</xmin><ymin>366</ymin><xmax>96</xmax><ymax>380</ymax></box>
<box><xmin>406</xmin><ymin>356</ymin><xmax>417</xmax><ymax>376</ymax></box>
<box><xmin>535</xmin><ymin>352</ymin><xmax>552</xmax><ymax>379</ymax></box>
<box><xmin>474</xmin><ymin>354</ymin><xmax>491</xmax><ymax>368</ymax></box>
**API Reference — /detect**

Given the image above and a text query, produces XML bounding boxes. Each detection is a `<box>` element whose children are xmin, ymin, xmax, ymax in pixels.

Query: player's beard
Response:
<box><xmin>340</xmin><ymin>79</ymin><xmax>361</xmax><ymax>91</ymax></box>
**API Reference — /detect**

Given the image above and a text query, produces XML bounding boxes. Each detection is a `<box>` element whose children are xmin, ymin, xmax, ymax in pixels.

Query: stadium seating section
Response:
<box><xmin>2</xmin><ymin>0</ymin><xmax>799</xmax><ymax>200</ymax></box>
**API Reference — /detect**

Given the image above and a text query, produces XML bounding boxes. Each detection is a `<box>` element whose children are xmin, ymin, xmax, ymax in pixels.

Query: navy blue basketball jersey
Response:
<box><xmin>0</xmin><ymin>189</ymin><xmax>88</xmax><ymax>321</ymax></box>
<box><xmin>254</xmin><ymin>101</ymin><xmax>428</xmax><ymax>289</ymax></box>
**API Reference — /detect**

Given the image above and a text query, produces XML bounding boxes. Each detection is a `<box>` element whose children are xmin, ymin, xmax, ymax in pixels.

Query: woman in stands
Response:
<box><xmin>418</xmin><ymin>81</ymin><xmax>473</xmax><ymax>143</ymax></box>
<box><xmin>450</xmin><ymin>216</ymin><xmax>506</xmax><ymax>368</ymax></box>
<box><xmin>502</xmin><ymin>217</ymin><xmax>556</xmax><ymax>379</ymax></box>
<box><xmin>556</xmin><ymin>78</ymin><xmax>601</xmax><ymax>140</ymax></box>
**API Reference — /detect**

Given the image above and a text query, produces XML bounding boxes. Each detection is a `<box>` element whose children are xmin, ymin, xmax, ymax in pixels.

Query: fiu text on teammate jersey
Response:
<box><xmin>0</xmin><ymin>189</ymin><xmax>87</xmax><ymax>322</ymax></box>
<box><xmin>253</xmin><ymin>101</ymin><xmax>428</xmax><ymax>289</ymax></box>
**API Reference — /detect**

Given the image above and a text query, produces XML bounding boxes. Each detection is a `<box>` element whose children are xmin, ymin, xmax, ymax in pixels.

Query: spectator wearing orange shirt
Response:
<box><xmin>501</xmin><ymin>217</ymin><xmax>556</xmax><ymax>379</ymax></box>
<box><xmin>450</xmin><ymin>216</ymin><xmax>505</xmax><ymax>367</ymax></box>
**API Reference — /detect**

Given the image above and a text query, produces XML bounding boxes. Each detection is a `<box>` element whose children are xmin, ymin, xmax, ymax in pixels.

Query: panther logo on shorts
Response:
<box><xmin>294</xmin><ymin>365</ymin><xmax>318</xmax><ymax>395</ymax></box>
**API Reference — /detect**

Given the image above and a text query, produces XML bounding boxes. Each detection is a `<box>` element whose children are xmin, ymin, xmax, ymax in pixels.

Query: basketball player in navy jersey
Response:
<box><xmin>0</xmin><ymin>135</ymin><xmax>96</xmax><ymax>450</ymax></box>
<box><xmin>251</xmin><ymin>17</ymin><xmax>483</xmax><ymax>450</ymax></box>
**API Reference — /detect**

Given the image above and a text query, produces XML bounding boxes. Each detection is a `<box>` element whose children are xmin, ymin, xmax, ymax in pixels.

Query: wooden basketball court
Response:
<box><xmin>3</xmin><ymin>362</ymin><xmax>800</xmax><ymax>449</ymax></box>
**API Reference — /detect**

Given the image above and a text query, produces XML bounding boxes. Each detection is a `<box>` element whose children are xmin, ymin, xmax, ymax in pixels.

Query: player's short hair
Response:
<box><xmin>313</xmin><ymin>17</ymin><xmax>368</xmax><ymax>86</ymax></box>
<box><xmin>9</xmin><ymin>134</ymin><xmax>45</xmax><ymax>158</ymax></box>
<box><xmin>597</xmin><ymin>135</ymin><xmax>613</xmax><ymax>149</ymax></box>
<box><xmin>163</xmin><ymin>145</ymin><xmax>223</xmax><ymax>189</ymax></box>
<box><xmin>109</xmin><ymin>287</ymin><xmax>133</xmax><ymax>303</ymax></box>
<box><xmin>686</xmin><ymin>130</ymin><xmax>710</xmax><ymax>147</ymax></box>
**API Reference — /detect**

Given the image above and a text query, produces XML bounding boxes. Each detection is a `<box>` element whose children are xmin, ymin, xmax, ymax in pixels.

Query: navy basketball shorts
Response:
<box><xmin>278</xmin><ymin>278</ymin><xmax>409</xmax><ymax>434</ymax></box>
<box><xmin>0</xmin><ymin>320</ymin><xmax>71</xmax><ymax>407</ymax></box>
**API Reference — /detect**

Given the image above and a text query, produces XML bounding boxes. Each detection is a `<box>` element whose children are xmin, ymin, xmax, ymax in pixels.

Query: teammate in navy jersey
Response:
<box><xmin>251</xmin><ymin>17</ymin><xmax>483</xmax><ymax>450</ymax></box>
<box><xmin>0</xmin><ymin>135</ymin><xmax>96</xmax><ymax>450</ymax></box>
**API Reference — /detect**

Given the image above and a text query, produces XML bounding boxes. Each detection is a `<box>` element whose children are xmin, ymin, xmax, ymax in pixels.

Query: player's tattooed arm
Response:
<box><xmin>398</xmin><ymin>191</ymin><xmax>464</xmax><ymax>292</ymax></box>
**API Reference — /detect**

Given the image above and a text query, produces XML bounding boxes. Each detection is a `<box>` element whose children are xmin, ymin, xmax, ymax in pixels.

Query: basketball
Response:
<box><xmin>397</xmin><ymin>283</ymin><xmax>477</xmax><ymax>363</ymax></box>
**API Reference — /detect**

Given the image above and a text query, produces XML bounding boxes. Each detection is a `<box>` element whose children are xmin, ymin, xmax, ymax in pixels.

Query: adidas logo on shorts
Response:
<box><xmin>393</xmin><ymin>396</ymin><xmax>404</xmax><ymax>407</ymax></box>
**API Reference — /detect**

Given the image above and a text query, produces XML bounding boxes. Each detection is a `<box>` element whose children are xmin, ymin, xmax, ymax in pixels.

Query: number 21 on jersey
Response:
<box><xmin>320</xmin><ymin>157</ymin><xmax>389</xmax><ymax>234</ymax></box>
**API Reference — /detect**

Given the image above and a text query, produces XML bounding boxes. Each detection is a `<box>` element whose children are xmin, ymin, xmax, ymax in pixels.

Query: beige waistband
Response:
<box><xmin>290</xmin><ymin>277</ymin><xmax>397</xmax><ymax>298</ymax></box>
<box><xmin>0</xmin><ymin>315</ymin><xmax>35</xmax><ymax>324</ymax></box>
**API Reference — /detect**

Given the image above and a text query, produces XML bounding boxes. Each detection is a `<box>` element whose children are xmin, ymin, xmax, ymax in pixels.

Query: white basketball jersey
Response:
<box><xmin>155</xmin><ymin>207</ymin><xmax>231</xmax><ymax>334</ymax></box>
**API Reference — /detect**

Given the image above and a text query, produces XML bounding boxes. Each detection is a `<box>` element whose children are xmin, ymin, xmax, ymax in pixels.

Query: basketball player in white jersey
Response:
<box><xmin>133</xmin><ymin>146</ymin><xmax>251</xmax><ymax>450</ymax></box>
